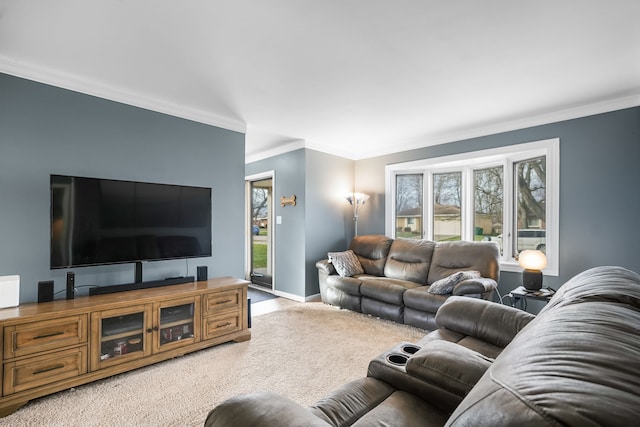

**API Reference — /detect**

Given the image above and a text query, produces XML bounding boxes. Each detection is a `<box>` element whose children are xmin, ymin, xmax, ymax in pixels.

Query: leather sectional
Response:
<box><xmin>316</xmin><ymin>235</ymin><xmax>500</xmax><ymax>329</ymax></box>
<box><xmin>205</xmin><ymin>266</ymin><xmax>640</xmax><ymax>426</ymax></box>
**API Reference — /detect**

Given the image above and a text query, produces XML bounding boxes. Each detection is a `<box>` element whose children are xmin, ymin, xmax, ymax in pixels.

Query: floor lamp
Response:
<box><xmin>346</xmin><ymin>192</ymin><xmax>369</xmax><ymax>236</ymax></box>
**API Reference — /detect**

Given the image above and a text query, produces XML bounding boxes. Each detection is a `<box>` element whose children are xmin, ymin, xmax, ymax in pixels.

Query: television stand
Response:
<box><xmin>0</xmin><ymin>277</ymin><xmax>250</xmax><ymax>417</ymax></box>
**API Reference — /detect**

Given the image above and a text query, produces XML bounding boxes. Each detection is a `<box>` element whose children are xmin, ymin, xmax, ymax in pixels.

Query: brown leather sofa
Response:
<box><xmin>205</xmin><ymin>266</ymin><xmax>640</xmax><ymax>426</ymax></box>
<box><xmin>316</xmin><ymin>235</ymin><xmax>500</xmax><ymax>329</ymax></box>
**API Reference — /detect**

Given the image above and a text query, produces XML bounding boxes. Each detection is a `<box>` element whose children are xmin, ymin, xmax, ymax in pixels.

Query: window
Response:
<box><xmin>385</xmin><ymin>139</ymin><xmax>559</xmax><ymax>275</ymax></box>
<box><xmin>433</xmin><ymin>172</ymin><xmax>462</xmax><ymax>241</ymax></box>
<box><xmin>395</xmin><ymin>174</ymin><xmax>423</xmax><ymax>239</ymax></box>
<box><xmin>474</xmin><ymin>166</ymin><xmax>503</xmax><ymax>246</ymax></box>
<box><xmin>514</xmin><ymin>156</ymin><xmax>546</xmax><ymax>256</ymax></box>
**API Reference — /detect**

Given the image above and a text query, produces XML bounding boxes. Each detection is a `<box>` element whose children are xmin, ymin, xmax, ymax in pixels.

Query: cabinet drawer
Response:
<box><xmin>202</xmin><ymin>290</ymin><xmax>241</xmax><ymax>315</ymax></box>
<box><xmin>4</xmin><ymin>315</ymin><xmax>88</xmax><ymax>359</ymax></box>
<box><xmin>202</xmin><ymin>313</ymin><xmax>241</xmax><ymax>340</ymax></box>
<box><xmin>3</xmin><ymin>346</ymin><xmax>88</xmax><ymax>394</ymax></box>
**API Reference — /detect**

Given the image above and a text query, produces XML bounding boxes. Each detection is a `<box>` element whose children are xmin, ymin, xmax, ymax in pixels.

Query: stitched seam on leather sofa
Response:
<box><xmin>411</xmin><ymin>363</ymin><xmax>476</xmax><ymax>390</ymax></box>
<box><xmin>487</xmin><ymin>370</ymin><xmax>562</xmax><ymax>426</ymax></box>
<box><xmin>313</xmin><ymin>387</ymin><xmax>395</xmax><ymax>427</ymax></box>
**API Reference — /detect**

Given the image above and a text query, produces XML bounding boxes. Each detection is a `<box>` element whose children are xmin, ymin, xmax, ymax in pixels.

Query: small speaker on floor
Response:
<box><xmin>66</xmin><ymin>272</ymin><xmax>75</xmax><ymax>300</ymax></box>
<box><xmin>38</xmin><ymin>280</ymin><xmax>54</xmax><ymax>303</ymax></box>
<box><xmin>197</xmin><ymin>266</ymin><xmax>208</xmax><ymax>282</ymax></box>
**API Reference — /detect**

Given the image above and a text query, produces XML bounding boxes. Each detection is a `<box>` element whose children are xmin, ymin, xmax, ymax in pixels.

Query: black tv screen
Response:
<box><xmin>51</xmin><ymin>175</ymin><xmax>212</xmax><ymax>269</ymax></box>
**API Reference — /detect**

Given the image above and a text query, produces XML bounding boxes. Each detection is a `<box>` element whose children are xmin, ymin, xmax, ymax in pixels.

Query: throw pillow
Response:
<box><xmin>328</xmin><ymin>250</ymin><xmax>364</xmax><ymax>277</ymax></box>
<box><xmin>428</xmin><ymin>270</ymin><xmax>481</xmax><ymax>295</ymax></box>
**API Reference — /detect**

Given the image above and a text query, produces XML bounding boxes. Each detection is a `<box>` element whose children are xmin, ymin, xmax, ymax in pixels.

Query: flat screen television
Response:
<box><xmin>51</xmin><ymin>175</ymin><xmax>212</xmax><ymax>270</ymax></box>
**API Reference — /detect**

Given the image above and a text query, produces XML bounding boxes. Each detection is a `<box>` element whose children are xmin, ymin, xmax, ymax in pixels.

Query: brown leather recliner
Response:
<box><xmin>316</xmin><ymin>235</ymin><xmax>500</xmax><ymax>329</ymax></box>
<box><xmin>205</xmin><ymin>266</ymin><xmax>640</xmax><ymax>427</ymax></box>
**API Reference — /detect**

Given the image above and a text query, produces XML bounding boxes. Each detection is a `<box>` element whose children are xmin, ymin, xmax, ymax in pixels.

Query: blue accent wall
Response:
<box><xmin>0</xmin><ymin>73</ymin><xmax>246</xmax><ymax>303</ymax></box>
<box><xmin>246</xmin><ymin>149</ymin><xmax>307</xmax><ymax>297</ymax></box>
<box><xmin>354</xmin><ymin>107</ymin><xmax>640</xmax><ymax>300</ymax></box>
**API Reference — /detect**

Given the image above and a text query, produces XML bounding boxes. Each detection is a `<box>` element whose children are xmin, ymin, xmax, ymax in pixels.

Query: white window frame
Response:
<box><xmin>385</xmin><ymin>138</ymin><xmax>559</xmax><ymax>276</ymax></box>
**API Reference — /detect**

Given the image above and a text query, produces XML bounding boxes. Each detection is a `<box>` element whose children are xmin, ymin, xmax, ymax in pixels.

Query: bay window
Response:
<box><xmin>386</xmin><ymin>139</ymin><xmax>559</xmax><ymax>275</ymax></box>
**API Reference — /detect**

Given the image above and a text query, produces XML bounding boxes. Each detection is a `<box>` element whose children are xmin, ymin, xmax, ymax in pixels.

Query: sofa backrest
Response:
<box><xmin>445</xmin><ymin>266</ymin><xmax>640</xmax><ymax>427</ymax></box>
<box><xmin>384</xmin><ymin>238</ymin><xmax>436</xmax><ymax>284</ymax></box>
<box><xmin>539</xmin><ymin>264</ymin><xmax>640</xmax><ymax>314</ymax></box>
<box><xmin>427</xmin><ymin>241</ymin><xmax>500</xmax><ymax>284</ymax></box>
<box><xmin>349</xmin><ymin>235</ymin><xmax>393</xmax><ymax>276</ymax></box>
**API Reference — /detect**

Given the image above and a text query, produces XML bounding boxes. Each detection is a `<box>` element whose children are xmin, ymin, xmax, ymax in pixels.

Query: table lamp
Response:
<box><xmin>518</xmin><ymin>249</ymin><xmax>547</xmax><ymax>291</ymax></box>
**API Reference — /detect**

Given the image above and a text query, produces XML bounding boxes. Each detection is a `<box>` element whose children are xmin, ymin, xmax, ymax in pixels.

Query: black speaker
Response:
<box><xmin>197</xmin><ymin>266</ymin><xmax>208</xmax><ymax>282</ymax></box>
<box><xmin>38</xmin><ymin>280</ymin><xmax>54</xmax><ymax>303</ymax></box>
<box><xmin>247</xmin><ymin>298</ymin><xmax>252</xmax><ymax>328</ymax></box>
<box><xmin>66</xmin><ymin>272</ymin><xmax>75</xmax><ymax>300</ymax></box>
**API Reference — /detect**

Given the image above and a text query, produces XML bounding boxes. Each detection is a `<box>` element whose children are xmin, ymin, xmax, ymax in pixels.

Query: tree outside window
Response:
<box><xmin>515</xmin><ymin>156</ymin><xmax>546</xmax><ymax>254</ymax></box>
<box><xmin>395</xmin><ymin>174</ymin><xmax>423</xmax><ymax>239</ymax></box>
<box><xmin>433</xmin><ymin>172</ymin><xmax>461</xmax><ymax>241</ymax></box>
<box><xmin>474</xmin><ymin>166</ymin><xmax>503</xmax><ymax>247</ymax></box>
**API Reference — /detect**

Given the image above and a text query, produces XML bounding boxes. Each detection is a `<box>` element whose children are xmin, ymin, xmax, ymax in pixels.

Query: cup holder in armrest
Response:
<box><xmin>386</xmin><ymin>353</ymin><xmax>409</xmax><ymax>366</ymax></box>
<box><xmin>401</xmin><ymin>344</ymin><xmax>421</xmax><ymax>355</ymax></box>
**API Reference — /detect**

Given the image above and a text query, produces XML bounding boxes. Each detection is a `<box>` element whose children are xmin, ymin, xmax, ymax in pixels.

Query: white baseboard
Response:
<box><xmin>273</xmin><ymin>289</ymin><xmax>321</xmax><ymax>303</ymax></box>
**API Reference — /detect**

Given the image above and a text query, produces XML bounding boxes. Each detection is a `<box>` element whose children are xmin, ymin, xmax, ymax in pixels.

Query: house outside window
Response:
<box><xmin>385</xmin><ymin>139</ymin><xmax>559</xmax><ymax>275</ymax></box>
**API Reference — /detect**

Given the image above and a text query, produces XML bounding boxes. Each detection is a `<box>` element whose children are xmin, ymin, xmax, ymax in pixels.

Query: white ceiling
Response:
<box><xmin>1</xmin><ymin>1</ymin><xmax>639</xmax><ymax>161</ymax></box>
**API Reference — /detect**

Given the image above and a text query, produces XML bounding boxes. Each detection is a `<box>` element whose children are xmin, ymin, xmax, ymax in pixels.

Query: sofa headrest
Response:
<box><xmin>349</xmin><ymin>235</ymin><xmax>393</xmax><ymax>276</ymax></box>
<box><xmin>427</xmin><ymin>241</ymin><xmax>500</xmax><ymax>284</ymax></box>
<box><xmin>446</xmin><ymin>267</ymin><xmax>640</xmax><ymax>426</ymax></box>
<box><xmin>540</xmin><ymin>265</ymin><xmax>640</xmax><ymax>315</ymax></box>
<box><xmin>384</xmin><ymin>239</ymin><xmax>435</xmax><ymax>284</ymax></box>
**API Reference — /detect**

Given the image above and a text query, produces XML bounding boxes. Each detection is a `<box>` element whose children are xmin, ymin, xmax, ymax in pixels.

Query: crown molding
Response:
<box><xmin>3</xmin><ymin>55</ymin><xmax>638</xmax><ymax>162</ymax></box>
<box><xmin>0</xmin><ymin>56</ymin><xmax>247</xmax><ymax>134</ymax></box>
<box><xmin>246</xmin><ymin>92</ymin><xmax>640</xmax><ymax>162</ymax></box>
<box><xmin>245</xmin><ymin>140</ymin><xmax>307</xmax><ymax>164</ymax></box>
<box><xmin>245</xmin><ymin>138</ymin><xmax>362</xmax><ymax>164</ymax></box>
<box><xmin>355</xmin><ymin>92</ymin><xmax>640</xmax><ymax>160</ymax></box>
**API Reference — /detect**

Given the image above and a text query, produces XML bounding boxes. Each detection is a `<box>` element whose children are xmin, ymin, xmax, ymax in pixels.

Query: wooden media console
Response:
<box><xmin>0</xmin><ymin>277</ymin><xmax>251</xmax><ymax>417</ymax></box>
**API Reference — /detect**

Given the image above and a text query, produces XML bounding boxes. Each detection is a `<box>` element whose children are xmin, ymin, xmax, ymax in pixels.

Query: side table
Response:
<box><xmin>506</xmin><ymin>286</ymin><xmax>556</xmax><ymax>311</ymax></box>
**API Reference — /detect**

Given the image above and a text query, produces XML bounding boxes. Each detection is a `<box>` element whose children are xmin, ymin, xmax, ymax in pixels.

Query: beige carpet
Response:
<box><xmin>0</xmin><ymin>302</ymin><xmax>425</xmax><ymax>427</ymax></box>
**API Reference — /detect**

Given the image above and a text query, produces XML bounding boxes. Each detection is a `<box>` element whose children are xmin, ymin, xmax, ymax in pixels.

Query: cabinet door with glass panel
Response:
<box><xmin>90</xmin><ymin>304</ymin><xmax>152</xmax><ymax>371</ymax></box>
<box><xmin>152</xmin><ymin>296</ymin><xmax>200</xmax><ymax>354</ymax></box>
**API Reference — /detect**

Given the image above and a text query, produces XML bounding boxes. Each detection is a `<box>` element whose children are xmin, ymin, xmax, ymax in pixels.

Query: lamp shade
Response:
<box><xmin>518</xmin><ymin>250</ymin><xmax>547</xmax><ymax>271</ymax></box>
<box><xmin>346</xmin><ymin>192</ymin><xmax>369</xmax><ymax>205</ymax></box>
<box><xmin>519</xmin><ymin>250</ymin><xmax>547</xmax><ymax>291</ymax></box>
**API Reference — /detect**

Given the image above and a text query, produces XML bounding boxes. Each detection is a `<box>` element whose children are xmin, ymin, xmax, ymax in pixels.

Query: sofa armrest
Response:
<box><xmin>204</xmin><ymin>392</ymin><xmax>330</xmax><ymax>427</ymax></box>
<box><xmin>435</xmin><ymin>296</ymin><xmax>535</xmax><ymax>348</ymax></box>
<box><xmin>367</xmin><ymin>344</ymin><xmax>463</xmax><ymax>413</ymax></box>
<box><xmin>452</xmin><ymin>277</ymin><xmax>497</xmax><ymax>296</ymax></box>
<box><xmin>316</xmin><ymin>259</ymin><xmax>337</xmax><ymax>275</ymax></box>
<box><xmin>406</xmin><ymin>340</ymin><xmax>492</xmax><ymax>398</ymax></box>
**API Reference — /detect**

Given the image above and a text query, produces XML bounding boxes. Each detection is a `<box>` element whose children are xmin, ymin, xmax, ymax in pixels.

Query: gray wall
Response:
<box><xmin>246</xmin><ymin>148</ymin><xmax>354</xmax><ymax>298</ymax></box>
<box><xmin>0</xmin><ymin>73</ymin><xmax>246</xmax><ymax>303</ymax></box>
<box><xmin>355</xmin><ymin>107</ymin><xmax>640</xmax><ymax>301</ymax></box>
<box><xmin>304</xmin><ymin>149</ymin><xmax>355</xmax><ymax>295</ymax></box>
<box><xmin>246</xmin><ymin>149</ymin><xmax>307</xmax><ymax>297</ymax></box>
